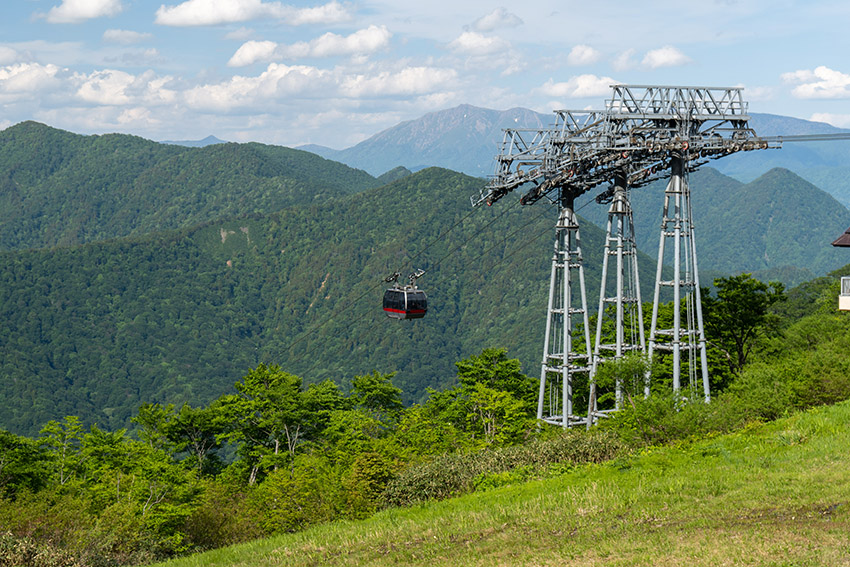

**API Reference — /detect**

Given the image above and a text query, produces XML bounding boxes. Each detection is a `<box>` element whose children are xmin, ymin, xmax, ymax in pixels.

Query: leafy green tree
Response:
<box><xmin>465</xmin><ymin>383</ymin><xmax>533</xmax><ymax>446</ymax></box>
<box><xmin>350</xmin><ymin>371</ymin><xmax>403</xmax><ymax>423</ymax></box>
<box><xmin>169</xmin><ymin>404</ymin><xmax>225</xmax><ymax>477</ymax></box>
<box><xmin>134</xmin><ymin>403</ymin><xmax>177</xmax><ymax>452</ymax></box>
<box><xmin>300</xmin><ymin>379</ymin><xmax>351</xmax><ymax>440</ymax></box>
<box><xmin>38</xmin><ymin>416</ymin><xmax>83</xmax><ymax>486</ymax></box>
<box><xmin>703</xmin><ymin>274</ymin><xmax>786</xmax><ymax>375</ymax></box>
<box><xmin>216</xmin><ymin>364</ymin><xmax>307</xmax><ymax>484</ymax></box>
<box><xmin>456</xmin><ymin>347</ymin><xmax>537</xmax><ymax>405</ymax></box>
<box><xmin>0</xmin><ymin>430</ymin><xmax>50</xmax><ymax>498</ymax></box>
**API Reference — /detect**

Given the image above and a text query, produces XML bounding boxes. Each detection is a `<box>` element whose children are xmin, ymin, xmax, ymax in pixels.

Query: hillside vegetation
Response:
<box><xmin>152</xmin><ymin>401</ymin><xmax>850</xmax><ymax>567</ymax></box>
<box><xmin>0</xmin><ymin>121</ymin><xmax>379</xmax><ymax>251</ymax></box>
<box><xmin>1</xmin><ymin>166</ymin><xmax>668</xmax><ymax>435</ymax></box>
<box><xmin>578</xmin><ymin>166</ymin><xmax>850</xmax><ymax>286</ymax></box>
<box><xmin>2</xmin><ymin>262</ymin><xmax>850</xmax><ymax>566</ymax></box>
<box><xmin>3</xmin><ymin>161</ymin><xmax>849</xmax><ymax>435</ymax></box>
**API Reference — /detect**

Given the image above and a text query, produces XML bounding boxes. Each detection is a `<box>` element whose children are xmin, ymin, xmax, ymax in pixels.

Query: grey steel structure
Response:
<box><xmin>473</xmin><ymin>84</ymin><xmax>780</xmax><ymax>427</ymax></box>
<box><xmin>589</xmin><ymin>171</ymin><xmax>645</xmax><ymax>423</ymax></box>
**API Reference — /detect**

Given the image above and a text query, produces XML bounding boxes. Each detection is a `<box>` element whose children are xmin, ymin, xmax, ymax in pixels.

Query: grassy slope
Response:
<box><xmin>155</xmin><ymin>401</ymin><xmax>850</xmax><ymax>567</ymax></box>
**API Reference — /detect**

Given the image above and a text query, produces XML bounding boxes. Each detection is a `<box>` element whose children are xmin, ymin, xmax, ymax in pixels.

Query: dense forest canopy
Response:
<box><xmin>2</xmin><ymin>167</ymin><xmax>657</xmax><ymax>435</ymax></box>
<box><xmin>4</xmin><ymin>120</ymin><xmax>850</xmax><ymax>566</ymax></box>
<box><xmin>2</xmin><ymin>154</ymin><xmax>849</xmax><ymax>436</ymax></box>
<box><xmin>0</xmin><ymin>121</ymin><xmax>379</xmax><ymax>251</ymax></box>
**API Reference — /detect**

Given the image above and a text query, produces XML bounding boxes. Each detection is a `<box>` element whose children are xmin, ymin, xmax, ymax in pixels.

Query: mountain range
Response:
<box><xmin>2</xmin><ymin>117</ymin><xmax>850</xmax><ymax>436</ymax></box>
<box><xmin>299</xmin><ymin>105</ymin><xmax>850</xmax><ymax>208</ymax></box>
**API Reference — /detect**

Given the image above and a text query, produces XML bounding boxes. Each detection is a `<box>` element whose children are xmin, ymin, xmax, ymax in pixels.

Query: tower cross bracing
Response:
<box><xmin>472</xmin><ymin>84</ymin><xmax>807</xmax><ymax>426</ymax></box>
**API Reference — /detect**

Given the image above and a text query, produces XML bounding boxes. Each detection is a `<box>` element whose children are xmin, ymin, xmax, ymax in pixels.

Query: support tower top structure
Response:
<box><xmin>473</xmin><ymin>84</ymin><xmax>769</xmax><ymax>209</ymax></box>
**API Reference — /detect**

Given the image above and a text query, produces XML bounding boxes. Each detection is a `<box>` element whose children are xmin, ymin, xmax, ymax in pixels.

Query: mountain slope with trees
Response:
<box><xmin>0</xmin><ymin>121</ymin><xmax>379</xmax><ymax>251</ymax></box>
<box><xmin>577</xmin><ymin>166</ymin><xmax>850</xmax><ymax>287</ymax></box>
<box><xmin>2</xmin><ymin>167</ymin><xmax>657</xmax><ymax>435</ymax></box>
<box><xmin>3</xmin><ymin>163</ymin><xmax>849</xmax><ymax>435</ymax></box>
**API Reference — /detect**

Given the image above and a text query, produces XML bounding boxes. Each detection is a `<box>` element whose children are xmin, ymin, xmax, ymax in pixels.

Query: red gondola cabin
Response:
<box><xmin>383</xmin><ymin>287</ymin><xmax>427</xmax><ymax>319</ymax></box>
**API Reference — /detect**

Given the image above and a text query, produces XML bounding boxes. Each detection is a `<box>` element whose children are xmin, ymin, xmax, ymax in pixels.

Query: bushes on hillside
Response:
<box><xmin>382</xmin><ymin>429</ymin><xmax>624</xmax><ymax>507</ymax></box>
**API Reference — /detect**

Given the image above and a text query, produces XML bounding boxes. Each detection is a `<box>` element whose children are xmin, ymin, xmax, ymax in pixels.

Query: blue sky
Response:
<box><xmin>2</xmin><ymin>0</ymin><xmax>850</xmax><ymax>148</ymax></box>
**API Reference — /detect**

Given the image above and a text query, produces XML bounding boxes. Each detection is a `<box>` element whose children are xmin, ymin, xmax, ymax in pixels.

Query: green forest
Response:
<box><xmin>0</xmin><ymin>122</ymin><xmax>379</xmax><ymax>251</ymax></box>
<box><xmin>3</xmin><ymin>124</ymin><xmax>850</xmax><ymax>566</ymax></box>
<box><xmin>1</xmin><ymin>165</ymin><xmax>662</xmax><ymax>435</ymax></box>
<box><xmin>2</xmin><ymin>267</ymin><xmax>850</xmax><ymax>566</ymax></box>
<box><xmin>2</xmin><ymin>160</ymin><xmax>848</xmax><ymax>436</ymax></box>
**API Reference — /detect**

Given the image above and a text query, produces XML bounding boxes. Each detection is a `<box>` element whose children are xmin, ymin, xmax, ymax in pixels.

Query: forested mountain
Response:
<box><xmin>714</xmin><ymin>113</ymin><xmax>850</xmax><ymax>206</ymax></box>
<box><xmin>0</xmin><ymin>121</ymin><xmax>379</xmax><ymax>251</ymax></box>
<box><xmin>299</xmin><ymin>105</ymin><xmax>850</xmax><ymax>207</ymax></box>
<box><xmin>2</xmin><ymin>167</ymin><xmax>665</xmax><ymax>435</ymax></box>
<box><xmin>577</xmin><ymin>167</ymin><xmax>850</xmax><ymax>287</ymax></box>
<box><xmin>3</xmin><ymin>158</ymin><xmax>848</xmax><ymax>434</ymax></box>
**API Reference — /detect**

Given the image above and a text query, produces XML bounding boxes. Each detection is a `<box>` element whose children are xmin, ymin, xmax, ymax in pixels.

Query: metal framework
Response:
<box><xmin>474</xmin><ymin>85</ymin><xmax>774</xmax><ymax>426</ymax></box>
<box><xmin>475</xmin><ymin>84</ymin><xmax>850</xmax><ymax>426</ymax></box>
<box><xmin>589</xmin><ymin>172</ymin><xmax>646</xmax><ymax>422</ymax></box>
<box><xmin>536</xmin><ymin>188</ymin><xmax>593</xmax><ymax>427</ymax></box>
<box><xmin>647</xmin><ymin>154</ymin><xmax>710</xmax><ymax>401</ymax></box>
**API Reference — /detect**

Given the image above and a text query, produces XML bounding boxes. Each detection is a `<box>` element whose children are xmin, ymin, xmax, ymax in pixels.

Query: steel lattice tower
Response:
<box><xmin>648</xmin><ymin>154</ymin><xmax>710</xmax><ymax>400</ymax></box>
<box><xmin>537</xmin><ymin>188</ymin><xmax>593</xmax><ymax>428</ymax></box>
<box><xmin>589</xmin><ymin>171</ymin><xmax>646</xmax><ymax>422</ymax></box>
<box><xmin>474</xmin><ymin>84</ymin><xmax>850</xmax><ymax>427</ymax></box>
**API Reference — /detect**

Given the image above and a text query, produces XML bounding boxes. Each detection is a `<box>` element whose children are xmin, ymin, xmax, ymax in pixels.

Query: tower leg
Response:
<box><xmin>647</xmin><ymin>154</ymin><xmax>710</xmax><ymax>400</ymax></box>
<box><xmin>589</xmin><ymin>172</ymin><xmax>646</xmax><ymax>426</ymax></box>
<box><xmin>537</xmin><ymin>188</ymin><xmax>593</xmax><ymax>428</ymax></box>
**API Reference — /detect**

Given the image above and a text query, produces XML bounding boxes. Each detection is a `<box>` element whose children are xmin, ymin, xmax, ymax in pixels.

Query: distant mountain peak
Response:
<box><xmin>162</xmin><ymin>135</ymin><xmax>227</xmax><ymax>147</ymax></box>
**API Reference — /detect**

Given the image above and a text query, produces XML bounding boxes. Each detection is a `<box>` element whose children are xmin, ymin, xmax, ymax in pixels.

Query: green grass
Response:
<box><xmin>155</xmin><ymin>402</ymin><xmax>850</xmax><ymax>566</ymax></box>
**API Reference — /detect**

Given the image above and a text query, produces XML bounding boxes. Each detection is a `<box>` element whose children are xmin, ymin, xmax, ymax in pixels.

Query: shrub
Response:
<box><xmin>381</xmin><ymin>429</ymin><xmax>624</xmax><ymax>507</ymax></box>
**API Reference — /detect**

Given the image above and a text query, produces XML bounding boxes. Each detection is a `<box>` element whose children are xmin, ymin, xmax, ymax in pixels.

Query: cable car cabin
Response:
<box><xmin>383</xmin><ymin>287</ymin><xmax>427</xmax><ymax>319</ymax></box>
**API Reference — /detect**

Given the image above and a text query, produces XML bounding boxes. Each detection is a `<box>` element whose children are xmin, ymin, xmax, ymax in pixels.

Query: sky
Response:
<box><xmin>3</xmin><ymin>0</ymin><xmax>850</xmax><ymax>149</ymax></box>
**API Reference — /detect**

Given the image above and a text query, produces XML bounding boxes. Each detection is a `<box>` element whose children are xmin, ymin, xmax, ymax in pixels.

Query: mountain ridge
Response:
<box><xmin>295</xmin><ymin>104</ymin><xmax>850</xmax><ymax>206</ymax></box>
<box><xmin>0</xmin><ymin>121</ymin><xmax>380</xmax><ymax>251</ymax></box>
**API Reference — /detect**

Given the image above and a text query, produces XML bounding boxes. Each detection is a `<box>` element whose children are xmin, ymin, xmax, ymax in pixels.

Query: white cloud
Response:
<box><xmin>809</xmin><ymin>113</ymin><xmax>850</xmax><ymax>128</ymax></box>
<box><xmin>642</xmin><ymin>46</ymin><xmax>690</xmax><ymax>69</ymax></box>
<box><xmin>116</xmin><ymin>107</ymin><xmax>158</xmax><ymax>126</ymax></box>
<box><xmin>448</xmin><ymin>31</ymin><xmax>510</xmax><ymax>56</ymax></box>
<box><xmin>228</xmin><ymin>40</ymin><xmax>278</xmax><ymax>67</ymax></box>
<box><xmin>471</xmin><ymin>7</ymin><xmax>522</xmax><ymax>32</ymax></box>
<box><xmin>612</xmin><ymin>48</ymin><xmax>636</xmax><ymax>71</ymax></box>
<box><xmin>184</xmin><ymin>63</ymin><xmax>332</xmax><ymax>110</ymax></box>
<box><xmin>75</xmin><ymin>69</ymin><xmax>135</xmax><ymax>105</ymax></box>
<box><xmin>286</xmin><ymin>1</ymin><xmax>350</xmax><ymax>25</ymax></box>
<box><xmin>103</xmin><ymin>29</ymin><xmax>153</xmax><ymax>44</ymax></box>
<box><xmin>782</xmin><ymin>66</ymin><xmax>850</xmax><ymax>99</ymax></box>
<box><xmin>45</xmin><ymin>0</ymin><xmax>124</xmax><ymax>23</ymax></box>
<box><xmin>341</xmin><ymin>66</ymin><xmax>457</xmax><ymax>97</ymax></box>
<box><xmin>539</xmin><ymin>75</ymin><xmax>616</xmax><ymax>98</ymax></box>
<box><xmin>567</xmin><ymin>45</ymin><xmax>600</xmax><ymax>66</ymax></box>
<box><xmin>300</xmin><ymin>25</ymin><xmax>391</xmax><ymax>58</ymax></box>
<box><xmin>73</xmin><ymin>69</ymin><xmax>177</xmax><ymax>106</ymax></box>
<box><xmin>155</xmin><ymin>0</ymin><xmax>350</xmax><ymax>27</ymax></box>
<box><xmin>229</xmin><ymin>26</ymin><xmax>392</xmax><ymax>66</ymax></box>
<box><xmin>0</xmin><ymin>47</ymin><xmax>19</xmax><ymax>66</ymax></box>
<box><xmin>0</xmin><ymin>63</ymin><xmax>63</xmax><ymax>94</ymax></box>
